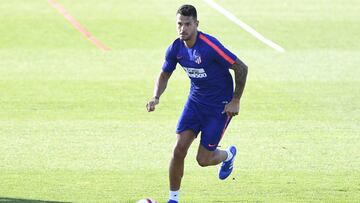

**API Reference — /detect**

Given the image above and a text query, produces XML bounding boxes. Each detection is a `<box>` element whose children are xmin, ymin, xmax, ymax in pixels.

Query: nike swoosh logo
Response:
<box><xmin>208</xmin><ymin>144</ymin><xmax>216</xmax><ymax>147</ymax></box>
<box><xmin>176</xmin><ymin>55</ymin><xmax>183</xmax><ymax>59</ymax></box>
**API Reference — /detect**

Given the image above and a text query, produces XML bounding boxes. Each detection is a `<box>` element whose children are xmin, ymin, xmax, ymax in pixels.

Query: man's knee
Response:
<box><xmin>172</xmin><ymin>131</ymin><xmax>195</xmax><ymax>160</ymax></box>
<box><xmin>196</xmin><ymin>155</ymin><xmax>211</xmax><ymax>167</ymax></box>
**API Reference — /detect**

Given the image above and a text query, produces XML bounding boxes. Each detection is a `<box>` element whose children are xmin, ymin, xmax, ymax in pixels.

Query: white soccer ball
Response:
<box><xmin>137</xmin><ymin>198</ymin><xmax>158</xmax><ymax>203</ymax></box>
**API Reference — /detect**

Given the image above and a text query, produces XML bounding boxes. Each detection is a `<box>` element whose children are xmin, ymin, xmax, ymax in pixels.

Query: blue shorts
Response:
<box><xmin>176</xmin><ymin>99</ymin><xmax>232</xmax><ymax>151</ymax></box>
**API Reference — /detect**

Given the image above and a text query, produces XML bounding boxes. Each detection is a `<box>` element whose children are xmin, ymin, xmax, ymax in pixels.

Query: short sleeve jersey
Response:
<box><xmin>162</xmin><ymin>31</ymin><xmax>237</xmax><ymax>107</ymax></box>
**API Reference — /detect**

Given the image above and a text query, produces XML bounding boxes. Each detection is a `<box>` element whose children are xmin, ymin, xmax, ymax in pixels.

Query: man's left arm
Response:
<box><xmin>224</xmin><ymin>58</ymin><xmax>248</xmax><ymax>117</ymax></box>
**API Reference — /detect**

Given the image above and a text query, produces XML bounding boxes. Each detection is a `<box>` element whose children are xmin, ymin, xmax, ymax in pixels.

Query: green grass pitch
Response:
<box><xmin>0</xmin><ymin>0</ymin><xmax>359</xmax><ymax>202</ymax></box>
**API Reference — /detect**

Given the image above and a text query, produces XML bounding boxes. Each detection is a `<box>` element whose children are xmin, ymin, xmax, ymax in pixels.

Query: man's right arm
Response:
<box><xmin>146</xmin><ymin>71</ymin><xmax>172</xmax><ymax>112</ymax></box>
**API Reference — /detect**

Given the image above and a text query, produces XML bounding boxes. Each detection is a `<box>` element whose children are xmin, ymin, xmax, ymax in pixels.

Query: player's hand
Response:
<box><xmin>223</xmin><ymin>98</ymin><xmax>240</xmax><ymax>117</ymax></box>
<box><xmin>146</xmin><ymin>97</ymin><xmax>159</xmax><ymax>112</ymax></box>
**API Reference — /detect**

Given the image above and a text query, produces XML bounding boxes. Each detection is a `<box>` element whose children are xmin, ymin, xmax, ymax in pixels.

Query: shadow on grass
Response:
<box><xmin>0</xmin><ymin>197</ymin><xmax>71</xmax><ymax>203</ymax></box>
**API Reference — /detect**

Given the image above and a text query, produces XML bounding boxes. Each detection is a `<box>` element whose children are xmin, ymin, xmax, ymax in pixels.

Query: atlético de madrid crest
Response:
<box><xmin>194</xmin><ymin>50</ymin><xmax>202</xmax><ymax>64</ymax></box>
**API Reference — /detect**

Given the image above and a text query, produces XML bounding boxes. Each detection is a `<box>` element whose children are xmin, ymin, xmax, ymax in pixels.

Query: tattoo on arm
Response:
<box><xmin>230</xmin><ymin>58</ymin><xmax>248</xmax><ymax>100</ymax></box>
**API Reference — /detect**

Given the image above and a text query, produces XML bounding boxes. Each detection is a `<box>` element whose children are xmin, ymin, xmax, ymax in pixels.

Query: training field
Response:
<box><xmin>1</xmin><ymin>0</ymin><xmax>359</xmax><ymax>202</ymax></box>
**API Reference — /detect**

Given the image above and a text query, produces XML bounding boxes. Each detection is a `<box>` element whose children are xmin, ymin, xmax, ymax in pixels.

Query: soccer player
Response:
<box><xmin>146</xmin><ymin>4</ymin><xmax>248</xmax><ymax>203</ymax></box>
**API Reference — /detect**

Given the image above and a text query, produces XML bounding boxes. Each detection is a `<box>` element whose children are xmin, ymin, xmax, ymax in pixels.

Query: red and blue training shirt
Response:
<box><xmin>162</xmin><ymin>31</ymin><xmax>237</xmax><ymax>107</ymax></box>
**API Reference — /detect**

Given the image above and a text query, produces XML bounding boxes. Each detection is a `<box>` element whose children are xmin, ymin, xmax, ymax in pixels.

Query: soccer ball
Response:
<box><xmin>136</xmin><ymin>198</ymin><xmax>158</xmax><ymax>203</ymax></box>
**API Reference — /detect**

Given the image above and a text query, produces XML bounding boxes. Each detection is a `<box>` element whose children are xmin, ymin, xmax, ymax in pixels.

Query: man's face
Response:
<box><xmin>176</xmin><ymin>14</ymin><xmax>198</xmax><ymax>41</ymax></box>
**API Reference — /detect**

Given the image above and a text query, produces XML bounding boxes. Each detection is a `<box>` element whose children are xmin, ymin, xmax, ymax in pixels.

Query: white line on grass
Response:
<box><xmin>203</xmin><ymin>0</ymin><xmax>285</xmax><ymax>53</ymax></box>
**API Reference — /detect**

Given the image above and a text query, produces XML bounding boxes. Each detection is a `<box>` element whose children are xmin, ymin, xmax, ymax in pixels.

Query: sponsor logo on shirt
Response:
<box><xmin>182</xmin><ymin>67</ymin><xmax>207</xmax><ymax>78</ymax></box>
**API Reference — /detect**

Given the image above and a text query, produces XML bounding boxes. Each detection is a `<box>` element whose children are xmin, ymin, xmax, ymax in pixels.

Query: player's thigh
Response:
<box><xmin>196</xmin><ymin>143</ymin><xmax>215</xmax><ymax>161</ymax></box>
<box><xmin>176</xmin><ymin>100</ymin><xmax>201</xmax><ymax>136</ymax></box>
<box><xmin>200</xmin><ymin>115</ymin><xmax>231</xmax><ymax>151</ymax></box>
<box><xmin>173</xmin><ymin>130</ymin><xmax>197</xmax><ymax>156</ymax></box>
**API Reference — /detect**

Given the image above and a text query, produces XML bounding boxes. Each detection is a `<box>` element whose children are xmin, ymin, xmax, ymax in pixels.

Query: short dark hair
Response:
<box><xmin>177</xmin><ymin>4</ymin><xmax>197</xmax><ymax>20</ymax></box>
